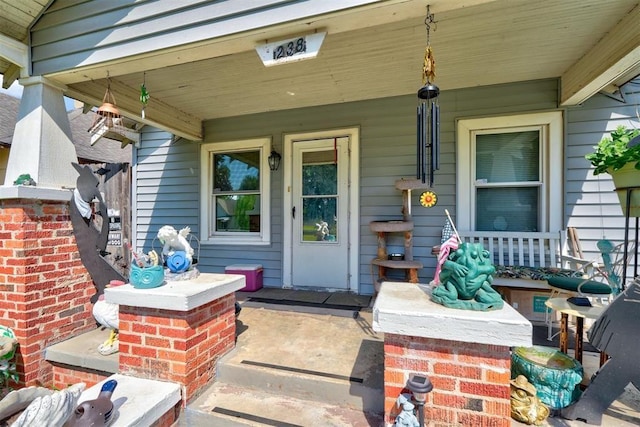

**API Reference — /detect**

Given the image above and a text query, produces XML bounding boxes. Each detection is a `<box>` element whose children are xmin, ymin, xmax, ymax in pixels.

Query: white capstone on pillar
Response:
<box><xmin>4</xmin><ymin>76</ymin><xmax>78</xmax><ymax>188</ymax></box>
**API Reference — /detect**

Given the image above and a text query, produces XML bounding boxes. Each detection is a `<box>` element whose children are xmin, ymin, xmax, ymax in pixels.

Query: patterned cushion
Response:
<box><xmin>493</xmin><ymin>265</ymin><xmax>577</xmax><ymax>281</ymax></box>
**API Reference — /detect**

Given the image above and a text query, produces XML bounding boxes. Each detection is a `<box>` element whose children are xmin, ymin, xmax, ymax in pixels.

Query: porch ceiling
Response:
<box><xmin>2</xmin><ymin>0</ymin><xmax>640</xmax><ymax>141</ymax></box>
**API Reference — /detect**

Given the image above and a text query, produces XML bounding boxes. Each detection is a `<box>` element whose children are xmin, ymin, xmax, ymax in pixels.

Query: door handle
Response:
<box><xmin>292</xmin><ymin>206</ymin><xmax>296</xmax><ymax>219</ymax></box>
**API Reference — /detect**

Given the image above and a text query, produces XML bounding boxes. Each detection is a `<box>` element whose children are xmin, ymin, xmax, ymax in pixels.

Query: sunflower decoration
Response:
<box><xmin>420</xmin><ymin>191</ymin><xmax>438</xmax><ymax>208</ymax></box>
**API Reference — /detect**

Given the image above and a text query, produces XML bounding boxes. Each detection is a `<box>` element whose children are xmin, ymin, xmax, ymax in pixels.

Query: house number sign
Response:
<box><xmin>256</xmin><ymin>32</ymin><xmax>326</xmax><ymax>67</ymax></box>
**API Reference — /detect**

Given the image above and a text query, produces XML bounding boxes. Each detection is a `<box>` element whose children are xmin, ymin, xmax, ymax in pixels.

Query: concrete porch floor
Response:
<box><xmin>222</xmin><ymin>289</ymin><xmax>640</xmax><ymax>427</ymax></box>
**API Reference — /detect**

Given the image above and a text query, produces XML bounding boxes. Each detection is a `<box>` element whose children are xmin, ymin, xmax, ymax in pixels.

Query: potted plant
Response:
<box><xmin>586</xmin><ymin>125</ymin><xmax>640</xmax><ymax>217</ymax></box>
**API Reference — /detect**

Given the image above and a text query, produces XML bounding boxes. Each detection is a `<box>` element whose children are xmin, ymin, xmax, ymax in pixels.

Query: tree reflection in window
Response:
<box><xmin>214</xmin><ymin>151</ymin><xmax>260</xmax><ymax>232</ymax></box>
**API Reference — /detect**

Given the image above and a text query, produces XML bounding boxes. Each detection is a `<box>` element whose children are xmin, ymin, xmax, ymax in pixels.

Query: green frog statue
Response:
<box><xmin>431</xmin><ymin>241</ymin><xmax>504</xmax><ymax>311</ymax></box>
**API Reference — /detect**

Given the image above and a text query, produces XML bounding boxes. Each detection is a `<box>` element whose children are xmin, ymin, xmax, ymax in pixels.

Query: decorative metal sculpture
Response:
<box><xmin>562</xmin><ymin>278</ymin><xmax>640</xmax><ymax>424</ymax></box>
<box><xmin>70</xmin><ymin>163</ymin><xmax>126</xmax><ymax>303</ymax></box>
<box><xmin>431</xmin><ymin>241</ymin><xmax>504</xmax><ymax>310</ymax></box>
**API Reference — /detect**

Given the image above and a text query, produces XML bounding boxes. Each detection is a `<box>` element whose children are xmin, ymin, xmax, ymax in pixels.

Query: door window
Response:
<box><xmin>301</xmin><ymin>150</ymin><xmax>338</xmax><ymax>242</ymax></box>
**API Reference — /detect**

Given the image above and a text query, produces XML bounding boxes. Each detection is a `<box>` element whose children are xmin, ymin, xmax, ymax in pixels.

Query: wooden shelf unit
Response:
<box><xmin>371</xmin><ymin>179</ymin><xmax>429</xmax><ymax>287</ymax></box>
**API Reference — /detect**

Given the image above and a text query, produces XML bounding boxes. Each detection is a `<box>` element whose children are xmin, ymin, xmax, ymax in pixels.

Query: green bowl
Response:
<box><xmin>0</xmin><ymin>325</ymin><xmax>17</xmax><ymax>360</ymax></box>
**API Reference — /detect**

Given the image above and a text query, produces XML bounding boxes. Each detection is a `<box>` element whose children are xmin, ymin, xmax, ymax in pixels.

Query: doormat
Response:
<box><xmin>240</xmin><ymin>288</ymin><xmax>371</xmax><ymax>312</ymax></box>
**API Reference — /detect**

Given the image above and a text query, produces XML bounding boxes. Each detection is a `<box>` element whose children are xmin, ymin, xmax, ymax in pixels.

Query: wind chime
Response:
<box><xmin>416</xmin><ymin>5</ymin><xmax>440</xmax><ymax>191</ymax></box>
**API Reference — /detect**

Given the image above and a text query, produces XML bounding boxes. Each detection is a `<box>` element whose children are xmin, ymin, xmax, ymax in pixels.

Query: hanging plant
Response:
<box><xmin>585</xmin><ymin>125</ymin><xmax>640</xmax><ymax>175</ymax></box>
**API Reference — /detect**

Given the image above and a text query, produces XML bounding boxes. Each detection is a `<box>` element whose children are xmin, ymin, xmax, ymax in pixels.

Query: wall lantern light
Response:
<box><xmin>268</xmin><ymin>149</ymin><xmax>281</xmax><ymax>171</ymax></box>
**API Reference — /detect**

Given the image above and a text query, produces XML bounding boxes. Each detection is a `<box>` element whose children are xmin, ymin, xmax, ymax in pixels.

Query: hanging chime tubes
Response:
<box><xmin>416</xmin><ymin>5</ymin><xmax>440</xmax><ymax>186</ymax></box>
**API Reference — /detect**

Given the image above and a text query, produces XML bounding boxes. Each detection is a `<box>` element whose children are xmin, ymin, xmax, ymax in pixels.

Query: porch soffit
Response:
<box><xmin>2</xmin><ymin>0</ymin><xmax>640</xmax><ymax>141</ymax></box>
<box><xmin>0</xmin><ymin>0</ymin><xmax>48</xmax><ymax>88</ymax></box>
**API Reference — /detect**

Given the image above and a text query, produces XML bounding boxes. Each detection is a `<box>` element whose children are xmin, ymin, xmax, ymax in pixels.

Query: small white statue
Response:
<box><xmin>394</xmin><ymin>394</ymin><xmax>419</xmax><ymax>427</ymax></box>
<box><xmin>157</xmin><ymin>225</ymin><xmax>194</xmax><ymax>262</ymax></box>
<box><xmin>315</xmin><ymin>221</ymin><xmax>329</xmax><ymax>241</ymax></box>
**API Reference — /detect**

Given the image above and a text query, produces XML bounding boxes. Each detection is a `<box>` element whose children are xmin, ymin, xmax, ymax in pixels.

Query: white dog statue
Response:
<box><xmin>157</xmin><ymin>225</ymin><xmax>194</xmax><ymax>262</ymax></box>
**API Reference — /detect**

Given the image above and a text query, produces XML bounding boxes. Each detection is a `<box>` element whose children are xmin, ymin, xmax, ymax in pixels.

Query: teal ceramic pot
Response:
<box><xmin>511</xmin><ymin>346</ymin><xmax>583</xmax><ymax>409</ymax></box>
<box><xmin>129</xmin><ymin>263</ymin><xmax>165</xmax><ymax>289</ymax></box>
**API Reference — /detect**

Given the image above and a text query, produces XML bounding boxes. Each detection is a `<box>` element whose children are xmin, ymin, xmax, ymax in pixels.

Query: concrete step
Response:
<box><xmin>216</xmin><ymin>350</ymin><xmax>384</xmax><ymax>413</ymax></box>
<box><xmin>182</xmin><ymin>382</ymin><xmax>384</xmax><ymax>427</ymax></box>
<box><xmin>180</xmin><ymin>305</ymin><xmax>386</xmax><ymax>426</ymax></box>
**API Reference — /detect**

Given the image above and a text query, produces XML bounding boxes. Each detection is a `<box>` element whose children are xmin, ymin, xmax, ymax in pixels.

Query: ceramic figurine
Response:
<box><xmin>157</xmin><ymin>225</ymin><xmax>194</xmax><ymax>265</ymax></box>
<box><xmin>394</xmin><ymin>394</ymin><xmax>419</xmax><ymax>427</ymax></box>
<box><xmin>431</xmin><ymin>241</ymin><xmax>504</xmax><ymax>311</ymax></box>
<box><xmin>92</xmin><ymin>280</ymin><xmax>126</xmax><ymax>356</ymax></box>
<box><xmin>510</xmin><ymin>375</ymin><xmax>550</xmax><ymax>425</ymax></box>
<box><xmin>65</xmin><ymin>379</ymin><xmax>117</xmax><ymax>427</ymax></box>
<box><xmin>11</xmin><ymin>383</ymin><xmax>86</xmax><ymax>427</ymax></box>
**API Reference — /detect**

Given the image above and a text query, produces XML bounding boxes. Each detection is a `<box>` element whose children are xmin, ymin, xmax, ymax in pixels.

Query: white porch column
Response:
<box><xmin>4</xmin><ymin>76</ymin><xmax>78</xmax><ymax>188</ymax></box>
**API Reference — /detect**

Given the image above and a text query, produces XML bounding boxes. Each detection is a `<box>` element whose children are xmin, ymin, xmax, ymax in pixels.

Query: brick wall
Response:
<box><xmin>117</xmin><ymin>293</ymin><xmax>236</xmax><ymax>402</ymax></box>
<box><xmin>0</xmin><ymin>199</ymin><xmax>95</xmax><ymax>387</ymax></box>
<box><xmin>51</xmin><ymin>363</ymin><xmax>111</xmax><ymax>389</ymax></box>
<box><xmin>384</xmin><ymin>333</ymin><xmax>511</xmax><ymax>426</ymax></box>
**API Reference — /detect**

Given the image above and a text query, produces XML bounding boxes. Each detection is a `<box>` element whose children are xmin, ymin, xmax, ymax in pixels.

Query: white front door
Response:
<box><xmin>290</xmin><ymin>137</ymin><xmax>350</xmax><ymax>289</ymax></box>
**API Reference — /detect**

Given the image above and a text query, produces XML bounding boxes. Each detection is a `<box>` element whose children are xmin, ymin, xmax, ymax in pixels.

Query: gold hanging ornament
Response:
<box><xmin>423</xmin><ymin>45</ymin><xmax>436</xmax><ymax>85</ymax></box>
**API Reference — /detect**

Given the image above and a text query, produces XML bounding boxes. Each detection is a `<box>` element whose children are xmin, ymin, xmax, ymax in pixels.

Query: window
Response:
<box><xmin>456</xmin><ymin>112</ymin><xmax>563</xmax><ymax>232</ymax></box>
<box><xmin>200</xmin><ymin>138</ymin><xmax>271</xmax><ymax>245</ymax></box>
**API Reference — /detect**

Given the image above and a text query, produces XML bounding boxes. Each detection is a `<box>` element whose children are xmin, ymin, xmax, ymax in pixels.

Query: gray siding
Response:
<box><xmin>151</xmin><ymin>78</ymin><xmax>557</xmax><ymax>294</ymax></box>
<box><xmin>31</xmin><ymin>0</ymin><xmax>385</xmax><ymax>75</ymax></box>
<box><xmin>134</xmin><ymin>128</ymin><xmax>200</xmax><ymax>258</ymax></box>
<box><xmin>565</xmin><ymin>78</ymin><xmax>640</xmax><ymax>261</ymax></box>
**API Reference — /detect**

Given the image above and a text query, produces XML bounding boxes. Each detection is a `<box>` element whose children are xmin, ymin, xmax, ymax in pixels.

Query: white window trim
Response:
<box><xmin>456</xmin><ymin>111</ymin><xmax>563</xmax><ymax>232</ymax></box>
<box><xmin>199</xmin><ymin>137</ymin><xmax>272</xmax><ymax>245</ymax></box>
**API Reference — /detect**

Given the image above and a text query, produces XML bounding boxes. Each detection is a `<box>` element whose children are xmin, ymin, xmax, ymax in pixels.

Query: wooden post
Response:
<box><xmin>377</xmin><ymin>232</ymin><xmax>387</xmax><ymax>260</ymax></box>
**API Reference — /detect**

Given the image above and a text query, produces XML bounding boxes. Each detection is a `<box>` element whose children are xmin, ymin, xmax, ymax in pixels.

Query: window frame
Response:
<box><xmin>456</xmin><ymin>111</ymin><xmax>563</xmax><ymax>232</ymax></box>
<box><xmin>200</xmin><ymin>137</ymin><xmax>271</xmax><ymax>245</ymax></box>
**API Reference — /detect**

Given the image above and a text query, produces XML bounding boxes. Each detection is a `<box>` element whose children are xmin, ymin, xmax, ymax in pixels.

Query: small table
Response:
<box><xmin>544</xmin><ymin>297</ymin><xmax>606</xmax><ymax>365</ymax></box>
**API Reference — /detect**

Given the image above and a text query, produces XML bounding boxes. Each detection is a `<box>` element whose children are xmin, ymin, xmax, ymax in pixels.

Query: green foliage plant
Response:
<box><xmin>0</xmin><ymin>359</ymin><xmax>19</xmax><ymax>393</ymax></box>
<box><xmin>586</xmin><ymin>125</ymin><xmax>640</xmax><ymax>175</ymax></box>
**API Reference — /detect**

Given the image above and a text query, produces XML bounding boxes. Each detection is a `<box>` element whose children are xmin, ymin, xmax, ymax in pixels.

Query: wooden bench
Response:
<box><xmin>457</xmin><ymin>231</ymin><xmax>566</xmax><ymax>291</ymax></box>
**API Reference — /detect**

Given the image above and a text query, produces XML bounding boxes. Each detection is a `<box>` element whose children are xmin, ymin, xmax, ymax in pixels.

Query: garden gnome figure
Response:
<box><xmin>394</xmin><ymin>394</ymin><xmax>420</xmax><ymax>427</ymax></box>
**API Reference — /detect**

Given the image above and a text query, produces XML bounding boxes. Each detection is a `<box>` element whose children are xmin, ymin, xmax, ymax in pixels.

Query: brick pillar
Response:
<box><xmin>384</xmin><ymin>333</ymin><xmax>511</xmax><ymax>426</ymax></box>
<box><xmin>0</xmin><ymin>197</ymin><xmax>95</xmax><ymax>387</ymax></box>
<box><xmin>117</xmin><ymin>293</ymin><xmax>236</xmax><ymax>402</ymax></box>
<box><xmin>374</xmin><ymin>281</ymin><xmax>532</xmax><ymax>427</ymax></box>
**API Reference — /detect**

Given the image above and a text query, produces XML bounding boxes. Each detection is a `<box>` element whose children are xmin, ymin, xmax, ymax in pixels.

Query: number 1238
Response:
<box><xmin>273</xmin><ymin>37</ymin><xmax>307</xmax><ymax>60</ymax></box>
